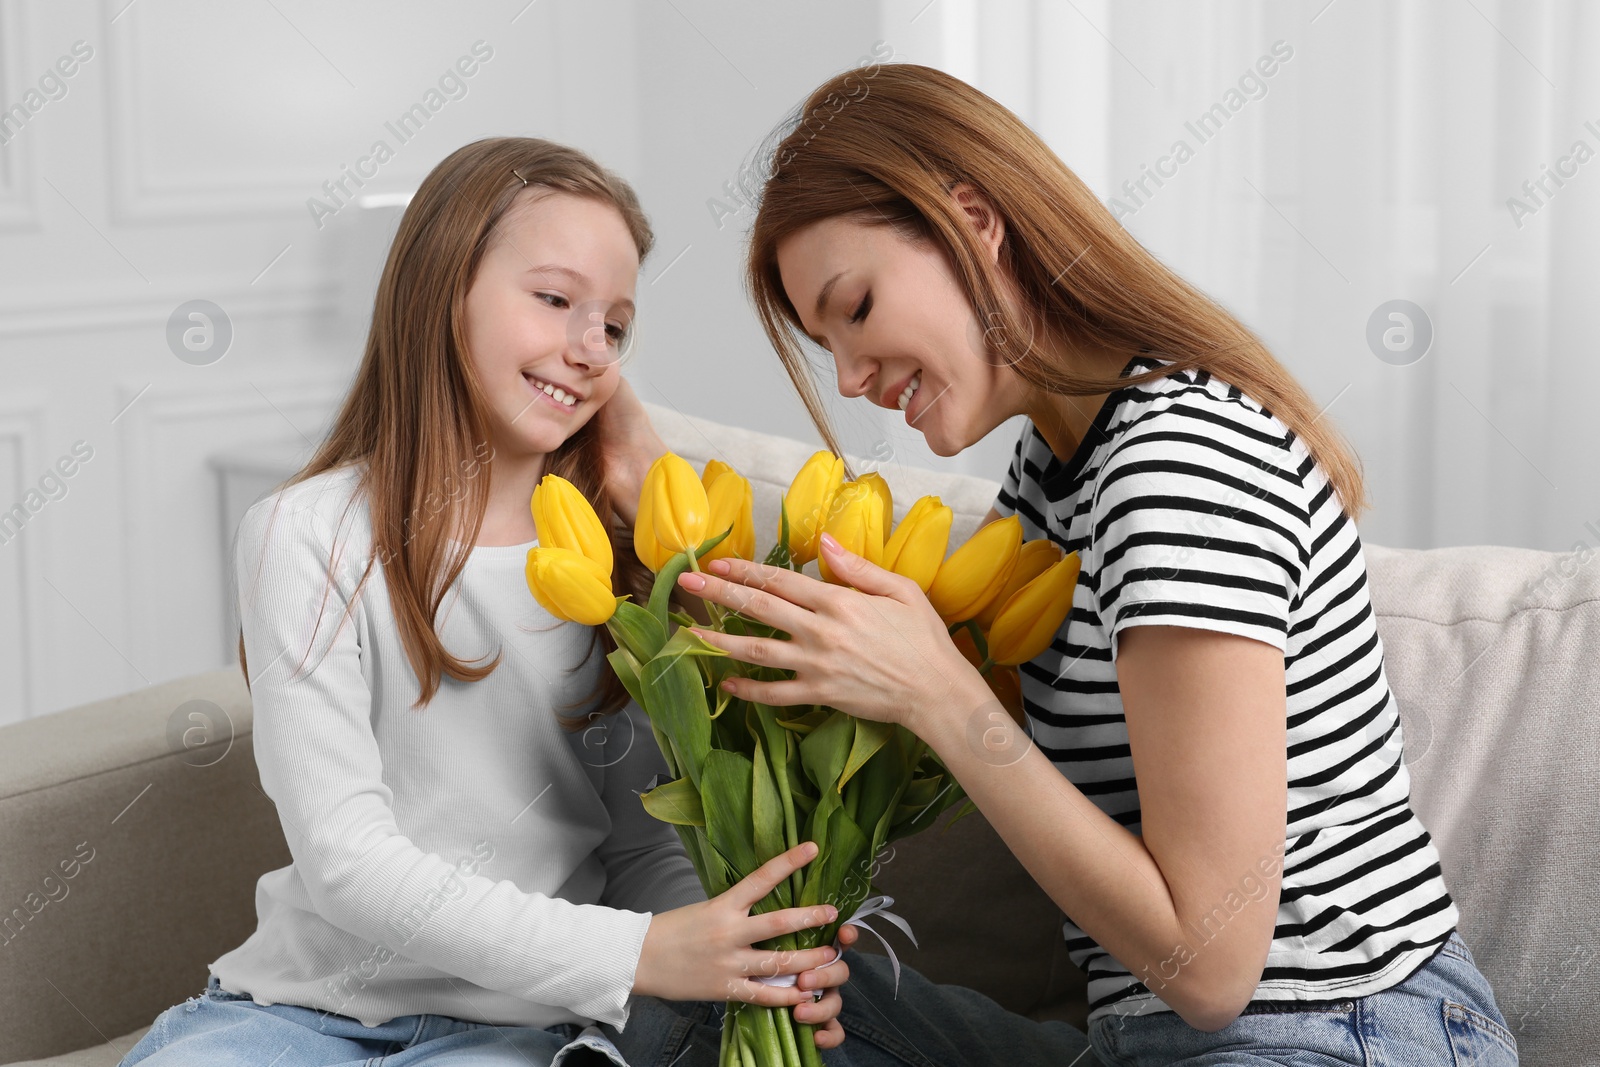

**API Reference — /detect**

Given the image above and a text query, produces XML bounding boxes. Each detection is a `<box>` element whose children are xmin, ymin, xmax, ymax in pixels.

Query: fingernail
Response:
<box><xmin>708</xmin><ymin>558</ymin><xmax>731</xmax><ymax>574</ymax></box>
<box><xmin>678</xmin><ymin>572</ymin><xmax>705</xmax><ymax>590</ymax></box>
<box><xmin>820</xmin><ymin>532</ymin><xmax>842</xmax><ymax>553</ymax></box>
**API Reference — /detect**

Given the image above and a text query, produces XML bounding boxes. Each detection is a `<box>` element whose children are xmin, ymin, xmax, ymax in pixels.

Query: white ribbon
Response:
<box><xmin>754</xmin><ymin>894</ymin><xmax>917</xmax><ymax>999</ymax></box>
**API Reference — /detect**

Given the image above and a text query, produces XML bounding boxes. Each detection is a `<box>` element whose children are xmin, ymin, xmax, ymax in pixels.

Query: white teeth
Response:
<box><xmin>528</xmin><ymin>375</ymin><xmax>578</xmax><ymax>406</ymax></box>
<box><xmin>897</xmin><ymin>372</ymin><xmax>922</xmax><ymax>412</ymax></box>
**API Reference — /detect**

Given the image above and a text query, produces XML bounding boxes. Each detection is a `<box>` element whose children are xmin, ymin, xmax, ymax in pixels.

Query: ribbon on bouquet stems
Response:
<box><xmin>754</xmin><ymin>895</ymin><xmax>918</xmax><ymax>999</ymax></box>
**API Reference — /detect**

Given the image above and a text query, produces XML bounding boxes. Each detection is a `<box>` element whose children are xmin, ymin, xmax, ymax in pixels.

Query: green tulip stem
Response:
<box><xmin>720</xmin><ymin>1002</ymin><xmax>736</xmax><ymax>1067</ymax></box>
<box><xmin>959</xmin><ymin>619</ymin><xmax>996</xmax><ymax>675</ymax></box>
<box><xmin>774</xmin><ymin>1005</ymin><xmax>803</xmax><ymax>1067</ymax></box>
<box><xmin>757</xmin><ymin>1006</ymin><xmax>785</xmax><ymax>1067</ymax></box>
<box><xmin>795</xmin><ymin>1021</ymin><xmax>824</xmax><ymax>1067</ymax></box>
<box><xmin>769</xmin><ymin>727</ymin><xmax>804</xmax><ymax>905</ymax></box>
<box><xmin>684</xmin><ymin>549</ymin><xmax>730</xmax><ymax>628</ymax></box>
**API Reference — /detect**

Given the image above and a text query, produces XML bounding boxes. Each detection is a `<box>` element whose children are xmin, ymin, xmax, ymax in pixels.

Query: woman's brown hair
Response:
<box><xmin>237</xmin><ymin>136</ymin><xmax>655</xmax><ymax>730</ymax></box>
<box><xmin>746</xmin><ymin>63</ymin><xmax>1369</xmax><ymax>524</ymax></box>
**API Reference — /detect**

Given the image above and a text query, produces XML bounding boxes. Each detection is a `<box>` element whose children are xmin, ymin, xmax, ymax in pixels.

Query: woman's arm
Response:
<box><xmin>912</xmin><ymin>622</ymin><xmax>1286</xmax><ymax>1031</ymax></box>
<box><xmin>679</xmin><ymin>547</ymin><xmax>1289</xmax><ymax>1030</ymax></box>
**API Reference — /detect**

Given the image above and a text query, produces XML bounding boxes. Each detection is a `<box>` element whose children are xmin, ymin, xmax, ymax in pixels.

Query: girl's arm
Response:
<box><xmin>590</xmin><ymin>699</ymin><xmax>707</xmax><ymax>914</ymax></box>
<box><xmin>237</xmin><ymin>499</ymin><xmax>666</xmax><ymax>1029</ymax></box>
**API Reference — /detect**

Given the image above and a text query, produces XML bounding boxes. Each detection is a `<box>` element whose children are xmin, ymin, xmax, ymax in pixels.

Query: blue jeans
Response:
<box><xmin>823</xmin><ymin>929</ymin><xmax>1516</xmax><ymax>1066</ymax></box>
<box><xmin>119</xmin><ymin>930</ymin><xmax>1515</xmax><ymax>1066</ymax></box>
<box><xmin>117</xmin><ymin>974</ymin><xmax>728</xmax><ymax>1066</ymax></box>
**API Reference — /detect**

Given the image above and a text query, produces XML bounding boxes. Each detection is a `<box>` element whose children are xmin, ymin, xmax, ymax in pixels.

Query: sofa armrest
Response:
<box><xmin>0</xmin><ymin>667</ymin><xmax>289</xmax><ymax>1065</ymax></box>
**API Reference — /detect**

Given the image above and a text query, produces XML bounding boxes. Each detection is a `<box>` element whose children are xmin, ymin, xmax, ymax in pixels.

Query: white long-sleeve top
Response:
<box><xmin>212</xmin><ymin>463</ymin><xmax>706</xmax><ymax>1031</ymax></box>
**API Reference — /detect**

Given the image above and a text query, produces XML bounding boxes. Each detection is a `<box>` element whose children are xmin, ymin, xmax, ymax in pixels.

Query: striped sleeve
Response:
<box><xmin>1089</xmin><ymin>420</ymin><xmax>1310</xmax><ymax>661</ymax></box>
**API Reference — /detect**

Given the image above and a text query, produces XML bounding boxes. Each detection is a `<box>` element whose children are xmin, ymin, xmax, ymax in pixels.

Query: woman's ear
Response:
<box><xmin>950</xmin><ymin>181</ymin><xmax>1006</xmax><ymax>264</ymax></box>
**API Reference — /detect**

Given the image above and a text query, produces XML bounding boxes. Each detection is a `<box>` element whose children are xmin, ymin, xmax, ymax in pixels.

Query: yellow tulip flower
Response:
<box><xmin>525</xmin><ymin>546</ymin><xmax>619</xmax><ymax>626</ymax></box>
<box><xmin>857</xmin><ymin>471</ymin><xmax>892</xmax><ymax>529</ymax></box>
<box><xmin>646</xmin><ymin>452</ymin><xmax>710</xmax><ymax>555</ymax></box>
<box><xmin>701</xmin><ymin>458</ymin><xmax>736</xmax><ymax>492</ymax></box>
<box><xmin>987</xmin><ymin>551</ymin><xmax>1082</xmax><ymax>666</ymax></box>
<box><xmin>818</xmin><ymin>480</ymin><xmax>887</xmax><ymax>584</ymax></box>
<box><xmin>632</xmin><ymin>481</ymin><xmax>673</xmax><ymax>572</ymax></box>
<box><xmin>529</xmin><ymin>474</ymin><xmax>612</xmax><ymax>574</ymax></box>
<box><xmin>702</xmin><ymin>465</ymin><xmax>755</xmax><ymax>563</ymax></box>
<box><xmin>783</xmin><ymin>450</ymin><xmax>845</xmax><ymax>565</ymax></box>
<box><xmin>926</xmin><ymin>514</ymin><xmax>1023</xmax><ymax>623</ymax></box>
<box><xmin>881</xmin><ymin>495</ymin><xmax>953</xmax><ymax>592</ymax></box>
<box><xmin>974</xmin><ymin>538</ymin><xmax>1063</xmax><ymax>628</ymax></box>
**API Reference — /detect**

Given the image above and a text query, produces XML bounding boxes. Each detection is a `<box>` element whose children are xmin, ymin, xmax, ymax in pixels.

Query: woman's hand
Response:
<box><xmin>594</xmin><ymin>375</ymin><xmax>667</xmax><ymax>528</ymax></box>
<box><xmin>675</xmin><ymin>532</ymin><xmax>981</xmax><ymax>728</ymax></box>
<box><xmin>634</xmin><ymin>842</ymin><xmax>854</xmax><ymax>1019</ymax></box>
<box><xmin>800</xmin><ymin>922</ymin><xmax>858</xmax><ymax>1047</ymax></box>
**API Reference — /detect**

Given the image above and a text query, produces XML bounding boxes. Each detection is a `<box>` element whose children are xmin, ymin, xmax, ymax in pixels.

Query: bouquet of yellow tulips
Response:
<box><xmin>524</xmin><ymin>450</ymin><xmax>1078</xmax><ymax>1067</ymax></box>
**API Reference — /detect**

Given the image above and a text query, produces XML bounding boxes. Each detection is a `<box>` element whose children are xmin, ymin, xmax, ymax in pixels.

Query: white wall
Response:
<box><xmin>0</xmin><ymin>0</ymin><xmax>652</xmax><ymax>722</ymax></box>
<box><xmin>11</xmin><ymin>2</ymin><xmax>1583</xmax><ymax>726</ymax></box>
<box><xmin>0</xmin><ymin>0</ymin><xmax>1021</xmax><ymax>725</ymax></box>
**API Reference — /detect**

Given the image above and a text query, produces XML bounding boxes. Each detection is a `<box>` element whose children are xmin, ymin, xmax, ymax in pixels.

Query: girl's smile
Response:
<box><xmin>521</xmin><ymin>370</ymin><xmax>585</xmax><ymax>410</ymax></box>
<box><xmin>463</xmin><ymin>190</ymin><xmax>639</xmax><ymax>460</ymax></box>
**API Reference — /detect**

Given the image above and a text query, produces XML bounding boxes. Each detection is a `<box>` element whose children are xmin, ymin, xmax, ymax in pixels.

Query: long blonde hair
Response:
<box><xmin>747</xmin><ymin>63</ymin><xmax>1368</xmax><ymax>523</ymax></box>
<box><xmin>238</xmin><ymin>137</ymin><xmax>655</xmax><ymax>729</ymax></box>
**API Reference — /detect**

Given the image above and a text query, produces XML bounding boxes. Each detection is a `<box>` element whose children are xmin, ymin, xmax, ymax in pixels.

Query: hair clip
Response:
<box><xmin>513</xmin><ymin>168</ymin><xmax>529</xmax><ymax>187</ymax></box>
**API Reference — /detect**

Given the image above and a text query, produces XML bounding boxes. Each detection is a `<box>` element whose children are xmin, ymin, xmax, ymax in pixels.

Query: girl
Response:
<box><xmin>654</xmin><ymin>65</ymin><xmax>1519</xmax><ymax>1065</ymax></box>
<box><xmin>119</xmin><ymin>137</ymin><xmax>855</xmax><ymax>1067</ymax></box>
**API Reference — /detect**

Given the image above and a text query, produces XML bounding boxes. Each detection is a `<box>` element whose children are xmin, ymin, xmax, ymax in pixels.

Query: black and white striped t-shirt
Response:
<box><xmin>993</xmin><ymin>353</ymin><xmax>1458</xmax><ymax>1022</ymax></box>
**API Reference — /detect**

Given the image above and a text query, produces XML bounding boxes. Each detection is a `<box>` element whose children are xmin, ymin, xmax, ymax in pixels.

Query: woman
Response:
<box><xmin>609</xmin><ymin>64</ymin><xmax>1518</xmax><ymax>1066</ymax></box>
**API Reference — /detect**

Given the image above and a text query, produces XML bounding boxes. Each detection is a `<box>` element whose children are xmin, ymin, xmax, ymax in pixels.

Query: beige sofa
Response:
<box><xmin>2</xmin><ymin>402</ymin><xmax>1595</xmax><ymax>1065</ymax></box>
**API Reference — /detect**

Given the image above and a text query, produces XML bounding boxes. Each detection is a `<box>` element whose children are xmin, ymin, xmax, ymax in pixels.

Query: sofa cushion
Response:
<box><xmin>0</xmin><ymin>668</ymin><xmax>287</xmax><ymax>1065</ymax></box>
<box><xmin>1364</xmin><ymin>542</ymin><xmax>1600</xmax><ymax>1067</ymax></box>
<box><xmin>1</xmin><ymin>1027</ymin><xmax>150</xmax><ymax>1067</ymax></box>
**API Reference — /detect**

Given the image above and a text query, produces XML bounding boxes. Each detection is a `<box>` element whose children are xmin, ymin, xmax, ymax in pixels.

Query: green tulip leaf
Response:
<box><xmin>640</xmin><ymin>648</ymin><xmax>712</xmax><ymax>789</ymax></box>
<box><xmin>838</xmin><ymin>717</ymin><xmax>896</xmax><ymax>793</ymax></box>
<box><xmin>750</xmin><ymin>737</ymin><xmax>789</xmax><ymax>909</ymax></box>
<box><xmin>609</xmin><ymin>600</ymin><xmax>666</xmax><ymax>661</ymax></box>
<box><xmin>800</xmin><ymin>711</ymin><xmax>854</xmax><ymax>794</ymax></box>
<box><xmin>640</xmin><ymin>776</ymin><xmax>706</xmax><ymax>826</ymax></box>
<box><xmin>604</xmin><ymin>646</ymin><xmax>647</xmax><ymax>712</ymax></box>
<box><xmin>646</xmin><ymin>526</ymin><xmax>732</xmax><ymax>629</ymax></box>
<box><xmin>798</xmin><ymin>804</ymin><xmax>871</xmax><ymax>937</ymax></box>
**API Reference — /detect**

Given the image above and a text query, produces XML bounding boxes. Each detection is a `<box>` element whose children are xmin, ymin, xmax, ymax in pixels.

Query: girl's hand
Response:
<box><xmin>594</xmin><ymin>375</ymin><xmax>666</xmax><ymax>528</ymax></box>
<box><xmin>676</xmin><ymin>534</ymin><xmax>980</xmax><ymax>728</ymax></box>
<box><xmin>635</xmin><ymin>842</ymin><xmax>853</xmax><ymax>1012</ymax></box>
